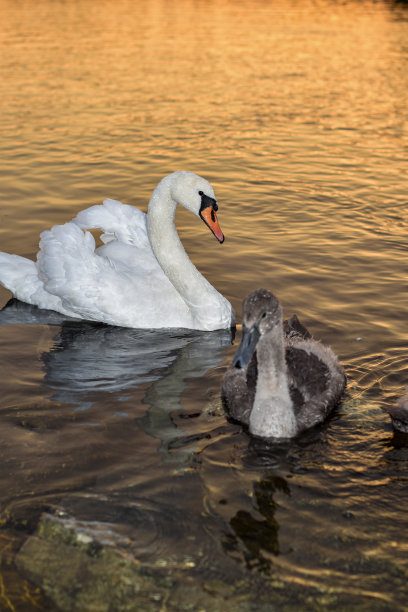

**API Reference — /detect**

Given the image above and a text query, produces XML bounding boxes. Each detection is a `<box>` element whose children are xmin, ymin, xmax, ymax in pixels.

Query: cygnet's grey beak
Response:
<box><xmin>232</xmin><ymin>324</ymin><xmax>260</xmax><ymax>369</ymax></box>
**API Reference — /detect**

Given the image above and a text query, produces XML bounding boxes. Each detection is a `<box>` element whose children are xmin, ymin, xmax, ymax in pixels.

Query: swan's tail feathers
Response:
<box><xmin>0</xmin><ymin>252</ymin><xmax>37</xmax><ymax>296</ymax></box>
<box><xmin>0</xmin><ymin>251</ymin><xmax>63</xmax><ymax>311</ymax></box>
<box><xmin>74</xmin><ymin>198</ymin><xmax>149</xmax><ymax>248</ymax></box>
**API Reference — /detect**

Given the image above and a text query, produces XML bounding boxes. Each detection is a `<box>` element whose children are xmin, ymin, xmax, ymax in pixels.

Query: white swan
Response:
<box><xmin>0</xmin><ymin>171</ymin><xmax>234</xmax><ymax>331</ymax></box>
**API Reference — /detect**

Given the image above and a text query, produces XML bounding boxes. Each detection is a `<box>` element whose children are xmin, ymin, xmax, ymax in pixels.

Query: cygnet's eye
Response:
<box><xmin>198</xmin><ymin>190</ymin><xmax>204</xmax><ymax>196</ymax></box>
<box><xmin>261</xmin><ymin>312</ymin><xmax>267</xmax><ymax>319</ymax></box>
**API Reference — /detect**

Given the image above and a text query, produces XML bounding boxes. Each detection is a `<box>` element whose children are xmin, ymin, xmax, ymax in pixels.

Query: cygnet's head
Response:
<box><xmin>242</xmin><ymin>289</ymin><xmax>282</xmax><ymax>333</ymax></box>
<box><xmin>169</xmin><ymin>171</ymin><xmax>224</xmax><ymax>243</ymax></box>
<box><xmin>233</xmin><ymin>289</ymin><xmax>282</xmax><ymax>369</ymax></box>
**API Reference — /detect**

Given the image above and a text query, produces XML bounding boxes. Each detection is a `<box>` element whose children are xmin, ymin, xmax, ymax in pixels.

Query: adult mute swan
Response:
<box><xmin>222</xmin><ymin>289</ymin><xmax>346</xmax><ymax>438</ymax></box>
<box><xmin>0</xmin><ymin>172</ymin><xmax>234</xmax><ymax>331</ymax></box>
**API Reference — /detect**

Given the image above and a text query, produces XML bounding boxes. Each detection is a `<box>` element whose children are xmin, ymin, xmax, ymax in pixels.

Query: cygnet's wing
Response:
<box><xmin>222</xmin><ymin>352</ymin><xmax>258</xmax><ymax>426</ymax></box>
<box><xmin>283</xmin><ymin>314</ymin><xmax>312</xmax><ymax>340</ymax></box>
<box><xmin>286</xmin><ymin>339</ymin><xmax>346</xmax><ymax>431</ymax></box>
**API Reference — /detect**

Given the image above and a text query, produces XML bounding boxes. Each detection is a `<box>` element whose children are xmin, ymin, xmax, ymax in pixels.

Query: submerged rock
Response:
<box><xmin>15</xmin><ymin>499</ymin><xmax>270</xmax><ymax>612</ymax></box>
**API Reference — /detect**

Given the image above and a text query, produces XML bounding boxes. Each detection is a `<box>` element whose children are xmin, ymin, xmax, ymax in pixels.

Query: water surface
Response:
<box><xmin>0</xmin><ymin>0</ymin><xmax>407</xmax><ymax>609</ymax></box>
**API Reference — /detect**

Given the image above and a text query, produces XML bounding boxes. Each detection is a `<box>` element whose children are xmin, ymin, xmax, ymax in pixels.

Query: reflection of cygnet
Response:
<box><xmin>0</xmin><ymin>172</ymin><xmax>234</xmax><ymax>330</ymax></box>
<box><xmin>139</xmin><ymin>328</ymin><xmax>233</xmax><ymax>460</ymax></box>
<box><xmin>222</xmin><ymin>289</ymin><xmax>346</xmax><ymax>439</ymax></box>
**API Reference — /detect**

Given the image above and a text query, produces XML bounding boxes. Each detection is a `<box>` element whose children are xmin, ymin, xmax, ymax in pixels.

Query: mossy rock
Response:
<box><xmin>15</xmin><ymin>511</ymin><xmax>268</xmax><ymax>612</ymax></box>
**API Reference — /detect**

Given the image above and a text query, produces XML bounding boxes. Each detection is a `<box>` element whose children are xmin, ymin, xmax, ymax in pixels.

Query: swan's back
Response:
<box><xmin>0</xmin><ymin>198</ymin><xmax>187</xmax><ymax>327</ymax></box>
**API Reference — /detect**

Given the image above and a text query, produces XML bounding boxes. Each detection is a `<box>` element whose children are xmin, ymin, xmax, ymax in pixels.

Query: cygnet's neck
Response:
<box><xmin>249</xmin><ymin>324</ymin><xmax>298</xmax><ymax>438</ymax></box>
<box><xmin>147</xmin><ymin>177</ymin><xmax>230</xmax><ymax>330</ymax></box>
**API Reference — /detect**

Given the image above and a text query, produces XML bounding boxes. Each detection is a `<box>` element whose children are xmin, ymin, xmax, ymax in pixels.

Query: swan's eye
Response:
<box><xmin>198</xmin><ymin>190</ymin><xmax>204</xmax><ymax>196</ymax></box>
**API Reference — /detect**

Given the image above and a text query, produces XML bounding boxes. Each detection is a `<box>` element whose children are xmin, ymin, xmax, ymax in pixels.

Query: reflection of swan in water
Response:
<box><xmin>137</xmin><ymin>329</ymin><xmax>233</xmax><ymax>460</ymax></box>
<box><xmin>0</xmin><ymin>299</ymin><xmax>233</xmax><ymax>462</ymax></box>
<box><xmin>0</xmin><ymin>298</ymin><xmax>76</xmax><ymax>326</ymax></box>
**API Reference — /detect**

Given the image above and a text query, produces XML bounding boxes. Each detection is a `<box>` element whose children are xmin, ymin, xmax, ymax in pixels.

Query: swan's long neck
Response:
<box><xmin>249</xmin><ymin>325</ymin><xmax>298</xmax><ymax>438</ymax></box>
<box><xmin>147</xmin><ymin>178</ymin><xmax>229</xmax><ymax>330</ymax></box>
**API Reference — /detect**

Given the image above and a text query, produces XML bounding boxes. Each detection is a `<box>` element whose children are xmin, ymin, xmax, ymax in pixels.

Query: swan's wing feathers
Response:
<box><xmin>74</xmin><ymin>199</ymin><xmax>149</xmax><ymax>248</ymax></box>
<box><xmin>222</xmin><ymin>352</ymin><xmax>257</xmax><ymax>426</ymax></box>
<box><xmin>38</xmin><ymin>222</ymin><xmax>119</xmax><ymax>322</ymax></box>
<box><xmin>36</xmin><ymin>221</ymin><xmax>182</xmax><ymax>327</ymax></box>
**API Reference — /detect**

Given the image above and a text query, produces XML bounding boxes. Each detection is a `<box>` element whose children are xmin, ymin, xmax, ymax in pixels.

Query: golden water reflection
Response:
<box><xmin>0</xmin><ymin>0</ymin><xmax>407</xmax><ymax>334</ymax></box>
<box><xmin>0</xmin><ymin>0</ymin><xmax>408</xmax><ymax>609</ymax></box>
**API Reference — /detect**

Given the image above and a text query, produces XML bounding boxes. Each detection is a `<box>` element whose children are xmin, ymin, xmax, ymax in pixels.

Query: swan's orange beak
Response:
<box><xmin>200</xmin><ymin>206</ymin><xmax>225</xmax><ymax>244</ymax></box>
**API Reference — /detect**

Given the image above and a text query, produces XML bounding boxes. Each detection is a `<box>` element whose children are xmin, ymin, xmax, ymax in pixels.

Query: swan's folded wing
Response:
<box><xmin>222</xmin><ymin>367</ymin><xmax>254</xmax><ymax>425</ymax></box>
<box><xmin>37</xmin><ymin>222</ymin><xmax>134</xmax><ymax>324</ymax></box>
<box><xmin>36</xmin><ymin>221</ymin><xmax>186</xmax><ymax>327</ymax></box>
<box><xmin>74</xmin><ymin>199</ymin><xmax>149</xmax><ymax>248</ymax></box>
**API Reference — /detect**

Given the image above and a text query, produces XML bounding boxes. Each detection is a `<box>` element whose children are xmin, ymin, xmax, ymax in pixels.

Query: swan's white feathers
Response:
<box><xmin>36</xmin><ymin>219</ymin><xmax>186</xmax><ymax>327</ymax></box>
<box><xmin>0</xmin><ymin>252</ymin><xmax>65</xmax><ymax>312</ymax></box>
<box><xmin>74</xmin><ymin>198</ymin><xmax>150</xmax><ymax>249</ymax></box>
<box><xmin>0</xmin><ymin>172</ymin><xmax>233</xmax><ymax>330</ymax></box>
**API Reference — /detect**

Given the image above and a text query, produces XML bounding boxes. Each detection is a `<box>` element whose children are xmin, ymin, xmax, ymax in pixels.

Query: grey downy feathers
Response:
<box><xmin>222</xmin><ymin>289</ymin><xmax>346</xmax><ymax>439</ymax></box>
